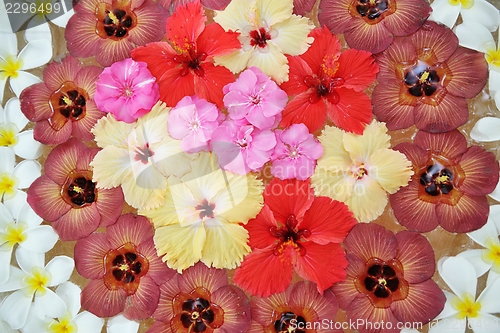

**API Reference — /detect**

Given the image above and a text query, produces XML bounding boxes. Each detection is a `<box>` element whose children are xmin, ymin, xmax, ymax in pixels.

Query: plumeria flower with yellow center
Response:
<box><xmin>0</xmin><ymin>147</ymin><xmax>40</xmax><ymax>202</ymax></box>
<box><xmin>140</xmin><ymin>152</ymin><xmax>264</xmax><ymax>272</ymax></box>
<box><xmin>106</xmin><ymin>314</ymin><xmax>139</xmax><ymax>333</ymax></box>
<box><xmin>0</xmin><ymin>97</ymin><xmax>43</xmax><ymax>160</ymax></box>
<box><xmin>90</xmin><ymin>101</ymin><xmax>191</xmax><ymax>210</ymax></box>
<box><xmin>0</xmin><ymin>31</ymin><xmax>51</xmax><ymax>104</ymax></box>
<box><xmin>429</xmin><ymin>256</ymin><xmax>500</xmax><ymax>333</ymax></box>
<box><xmin>430</xmin><ymin>0</ymin><xmax>499</xmax><ymax>31</ymax></box>
<box><xmin>311</xmin><ymin>120</ymin><xmax>413</xmax><ymax>222</ymax></box>
<box><xmin>22</xmin><ymin>282</ymin><xmax>104</xmax><ymax>333</ymax></box>
<box><xmin>213</xmin><ymin>0</ymin><xmax>314</xmax><ymax>83</ymax></box>
<box><xmin>0</xmin><ymin>248</ymin><xmax>74</xmax><ymax>329</ymax></box>
<box><xmin>0</xmin><ymin>200</ymin><xmax>58</xmax><ymax>285</ymax></box>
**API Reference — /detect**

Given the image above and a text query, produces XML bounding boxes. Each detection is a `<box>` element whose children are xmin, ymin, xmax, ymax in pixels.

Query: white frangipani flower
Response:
<box><xmin>106</xmin><ymin>314</ymin><xmax>139</xmax><ymax>333</ymax></box>
<box><xmin>0</xmin><ymin>200</ymin><xmax>58</xmax><ymax>285</ymax></box>
<box><xmin>429</xmin><ymin>256</ymin><xmax>500</xmax><ymax>333</ymax></box>
<box><xmin>21</xmin><ymin>282</ymin><xmax>104</xmax><ymax>333</ymax></box>
<box><xmin>429</xmin><ymin>0</ymin><xmax>499</xmax><ymax>32</ymax></box>
<box><xmin>0</xmin><ymin>97</ymin><xmax>43</xmax><ymax>159</ymax></box>
<box><xmin>0</xmin><ymin>147</ymin><xmax>41</xmax><ymax>201</ymax></box>
<box><xmin>0</xmin><ymin>248</ymin><xmax>74</xmax><ymax>329</ymax></box>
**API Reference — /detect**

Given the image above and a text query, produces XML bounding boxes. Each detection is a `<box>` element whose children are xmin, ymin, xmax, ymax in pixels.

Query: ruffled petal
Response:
<box><xmin>414</xmin><ymin>129</ymin><xmax>468</xmax><ymax>160</ymax></box>
<box><xmin>336</xmin><ymin>49</ymin><xmax>378</xmax><ymax>91</ymax></box>
<box><xmin>343</xmin><ymin>120</ymin><xmax>391</xmax><ymax>161</ymax></box>
<box><xmin>270</xmin><ymin>15</ymin><xmax>313</xmax><ymax>56</ymax></box>
<box><xmin>247</xmin><ymin>42</ymin><xmax>289</xmax><ymax>84</ymax></box>
<box><xmin>343</xmin><ymin>223</ymin><xmax>397</xmax><ymax>262</ymax></box>
<box><xmin>345</xmin><ymin>175</ymin><xmax>388</xmax><ymax>222</ymax></box>
<box><xmin>90</xmin><ymin>146</ymin><xmax>131</xmax><ymax>189</ymax></box>
<box><xmin>343</xmin><ymin>18</ymin><xmax>393</xmax><ymax>54</ymax></box>
<box><xmin>458</xmin><ymin>146</ymin><xmax>499</xmax><ymax>196</ymax></box>
<box><xmin>445</xmin><ymin>47</ymin><xmax>488</xmax><ymax>99</ymax></box>
<box><xmin>279</xmin><ymin>91</ymin><xmax>327</xmax><ymax>133</ymax></box>
<box><xmin>437</xmin><ymin>193</ymin><xmax>489</xmax><ymax>233</ymax></box>
<box><xmin>81</xmin><ymin>279</ymin><xmax>127</xmax><ymax>318</ymax></box>
<box><xmin>395</xmin><ymin>231</ymin><xmax>435</xmax><ymax>284</ymax></box>
<box><xmin>365</xmin><ymin>147</ymin><xmax>413</xmax><ymax>194</ymax></box>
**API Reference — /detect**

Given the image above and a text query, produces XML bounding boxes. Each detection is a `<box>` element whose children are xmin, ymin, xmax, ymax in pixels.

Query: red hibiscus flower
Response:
<box><xmin>234</xmin><ymin>178</ymin><xmax>357</xmax><ymax>297</ymax></box>
<box><xmin>74</xmin><ymin>214</ymin><xmax>175</xmax><ymax>320</ymax></box>
<box><xmin>373</xmin><ymin>21</ymin><xmax>488</xmax><ymax>132</ymax></box>
<box><xmin>27</xmin><ymin>138</ymin><xmax>124</xmax><ymax>241</ymax></box>
<box><xmin>20</xmin><ymin>56</ymin><xmax>104</xmax><ymax>145</ymax></box>
<box><xmin>390</xmin><ymin>130</ymin><xmax>499</xmax><ymax>233</ymax></box>
<box><xmin>332</xmin><ymin>223</ymin><xmax>445</xmax><ymax>333</ymax></box>
<box><xmin>318</xmin><ymin>0</ymin><xmax>431</xmax><ymax>54</ymax></box>
<box><xmin>131</xmin><ymin>0</ymin><xmax>240</xmax><ymax>108</ymax></box>
<box><xmin>280</xmin><ymin>27</ymin><xmax>378</xmax><ymax>134</ymax></box>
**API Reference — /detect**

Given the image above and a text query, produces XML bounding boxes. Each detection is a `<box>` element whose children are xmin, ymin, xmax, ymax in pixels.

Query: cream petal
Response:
<box><xmin>429</xmin><ymin>0</ymin><xmax>461</xmax><ymax>29</ymax></box>
<box><xmin>456</xmin><ymin>249</ymin><xmax>492</xmax><ymax>278</ymax></box>
<box><xmin>90</xmin><ymin>146</ymin><xmax>131</xmax><ymax>189</ymax></box>
<box><xmin>18</xmin><ymin>40</ymin><xmax>52</xmax><ymax>70</ymax></box>
<box><xmin>213</xmin><ymin>0</ymin><xmax>254</xmax><ymax>31</ymax></box>
<box><xmin>34</xmin><ymin>287</ymin><xmax>67</xmax><ymax>319</ymax></box>
<box><xmin>346</xmin><ymin>175</ymin><xmax>388</xmax><ymax>222</ymax></box>
<box><xmin>10</xmin><ymin>71</ymin><xmax>41</xmax><ymax>97</ymax></box>
<box><xmin>12</xmin><ymin>160</ymin><xmax>41</xmax><ymax>188</ymax></box>
<box><xmin>470</xmin><ymin>117</ymin><xmax>500</xmax><ymax>142</ymax></box>
<box><xmin>0</xmin><ymin>289</ymin><xmax>33</xmax><ymax>329</ymax></box>
<box><xmin>271</xmin><ymin>15</ymin><xmax>313</xmax><ymax>56</ymax></box>
<box><xmin>5</xmin><ymin>97</ymin><xmax>28</xmax><ymax>131</ymax></box>
<box><xmin>455</xmin><ymin>22</ymin><xmax>494</xmax><ymax>52</ymax></box>
<box><xmin>45</xmin><ymin>255</ymin><xmax>74</xmax><ymax>286</ymax></box>
<box><xmin>13</xmin><ymin>130</ymin><xmax>43</xmax><ymax>160</ymax></box>
<box><xmin>365</xmin><ymin>148</ymin><xmax>413</xmax><ymax>194</ymax></box>
<box><xmin>213</xmin><ymin>49</ymin><xmax>252</xmax><ymax>74</ymax></box>
<box><xmin>343</xmin><ymin>120</ymin><xmax>391</xmax><ymax>161</ymax></box>
<box><xmin>74</xmin><ymin>311</ymin><xmax>105</xmax><ymax>333</ymax></box>
<box><xmin>106</xmin><ymin>314</ymin><xmax>139</xmax><ymax>333</ymax></box>
<box><xmin>461</xmin><ymin>0</ymin><xmax>500</xmax><ymax>32</ymax></box>
<box><xmin>247</xmin><ymin>42</ymin><xmax>289</xmax><ymax>84</ymax></box>
<box><xmin>439</xmin><ymin>256</ymin><xmax>477</xmax><ymax>299</ymax></box>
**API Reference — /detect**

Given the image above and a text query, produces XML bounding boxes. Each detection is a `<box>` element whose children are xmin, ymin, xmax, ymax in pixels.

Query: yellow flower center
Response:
<box><xmin>0</xmin><ymin>124</ymin><xmax>19</xmax><ymax>147</ymax></box>
<box><xmin>0</xmin><ymin>172</ymin><xmax>19</xmax><ymax>201</ymax></box>
<box><xmin>349</xmin><ymin>163</ymin><xmax>367</xmax><ymax>180</ymax></box>
<box><xmin>22</xmin><ymin>267</ymin><xmax>51</xmax><ymax>296</ymax></box>
<box><xmin>483</xmin><ymin>237</ymin><xmax>500</xmax><ymax>272</ymax></box>
<box><xmin>451</xmin><ymin>292</ymin><xmax>481</xmax><ymax>319</ymax></box>
<box><xmin>48</xmin><ymin>313</ymin><xmax>78</xmax><ymax>333</ymax></box>
<box><xmin>485</xmin><ymin>48</ymin><xmax>500</xmax><ymax>69</ymax></box>
<box><xmin>0</xmin><ymin>222</ymin><xmax>27</xmax><ymax>250</ymax></box>
<box><xmin>0</xmin><ymin>55</ymin><xmax>23</xmax><ymax>79</ymax></box>
<box><xmin>448</xmin><ymin>0</ymin><xmax>474</xmax><ymax>8</ymax></box>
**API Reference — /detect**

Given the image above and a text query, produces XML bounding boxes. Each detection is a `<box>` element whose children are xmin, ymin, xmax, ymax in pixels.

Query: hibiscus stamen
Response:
<box><xmin>195</xmin><ymin>199</ymin><xmax>216</xmax><ymax>220</ymax></box>
<box><xmin>249</xmin><ymin>27</ymin><xmax>272</xmax><ymax>48</ymax></box>
<box><xmin>419</xmin><ymin>163</ymin><xmax>454</xmax><ymax>196</ymax></box>
<box><xmin>62</xmin><ymin>173</ymin><xmax>97</xmax><ymax>207</ymax></box>
<box><xmin>356</xmin><ymin>0</ymin><xmax>391</xmax><ymax>20</ymax></box>
<box><xmin>134</xmin><ymin>143</ymin><xmax>155</xmax><ymax>164</ymax></box>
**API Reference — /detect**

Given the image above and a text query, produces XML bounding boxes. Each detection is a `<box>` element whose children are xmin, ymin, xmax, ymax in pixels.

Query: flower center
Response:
<box><xmin>485</xmin><ymin>48</ymin><xmax>500</xmax><ymax>69</ymax></box>
<box><xmin>404</xmin><ymin>61</ymin><xmax>441</xmax><ymax>97</ymax></box>
<box><xmin>0</xmin><ymin>123</ymin><xmax>19</xmax><ymax>147</ymax></box>
<box><xmin>135</xmin><ymin>143</ymin><xmax>155</xmax><ymax>164</ymax></box>
<box><xmin>0</xmin><ymin>55</ymin><xmax>23</xmax><ymax>79</ymax></box>
<box><xmin>96</xmin><ymin>2</ymin><xmax>137</xmax><ymax>40</ymax></box>
<box><xmin>303</xmin><ymin>75</ymin><xmax>343</xmax><ymax>104</ymax></box>
<box><xmin>482</xmin><ymin>237</ymin><xmax>500</xmax><ymax>271</ymax></box>
<box><xmin>448</xmin><ymin>0</ymin><xmax>474</xmax><ymax>8</ymax></box>
<box><xmin>62</xmin><ymin>171</ymin><xmax>97</xmax><ymax>208</ymax></box>
<box><xmin>249</xmin><ymin>27</ymin><xmax>272</xmax><ymax>48</ymax></box>
<box><xmin>350</xmin><ymin>163</ymin><xmax>368</xmax><ymax>180</ymax></box>
<box><xmin>104</xmin><ymin>242</ymin><xmax>149</xmax><ymax>295</ymax></box>
<box><xmin>174</xmin><ymin>46</ymin><xmax>207</xmax><ymax>77</ymax></box>
<box><xmin>354</xmin><ymin>0</ymin><xmax>392</xmax><ymax>21</ymax></box>
<box><xmin>420</xmin><ymin>163</ymin><xmax>454</xmax><ymax>196</ymax></box>
<box><xmin>49</xmin><ymin>82</ymin><xmax>88</xmax><ymax>131</ymax></box>
<box><xmin>1</xmin><ymin>222</ymin><xmax>28</xmax><ymax>250</ymax></box>
<box><xmin>47</xmin><ymin>313</ymin><xmax>77</xmax><ymax>333</ymax></box>
<box><xmin>0</xmin><ymin>172</ymin><xmax>18</xmax><ymax>201</ymax></box>
<box><xmin>22</xmin><ymin>267</ymin><xmax>51</xmax><ymax>296</ymax></box>
<box><xmin>270</xmin><ymin>214</ymin><xmax>310</xmax><ymax>257</ymax></box>
<box><xmin>195</xmin><ymin>199</ymin><xmax>216</xmax><ymax>220</ymax></box>
<box><xmin>180</xmin><ymin>298</ymin><xmax>217</xmax><ymax>332</ymax></box>
<box><xmin>451</xmin><ymin>292</ymin><xmax>481</xmax><ymax>319</ymax></box>
<box><xmin>274</xmin><ymin>312</ymin><xmax>307</xmax><ymax>333</ymax></box>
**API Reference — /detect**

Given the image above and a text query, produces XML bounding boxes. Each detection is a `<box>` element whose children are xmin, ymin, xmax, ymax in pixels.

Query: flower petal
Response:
<box><xmin>271</xmin><ymin>15</ymin><xmax>313</xmax><ymax>56</ymax></box>
<box><xmin>12</xmin><ymin>160</ymin><xmax>41</xmax><ymax>189</ymax></box>
<box><xmin>343</xmin><ymin>18</ymin><xmax>393</xmax><ymax>54</ymax></box>
<box><xmin>81</xmin><ymin>279</ymin><xmax>126</xmax><ymax>318</ymax></box>
<box><xmin>346</xmin><ymin>294</ymin><xmax>400</xmax><ymax>333</ymax></box>
<box><xmin>455</xmin><ymin>22</ymin><xmax>494</xmax><ymax>53</ymax></box>
<box><xmin>51</xmin><ymin>204</ymin><xmax>101</xmax><ymax>241</ymax></box>
<box><xmin>18</xmin><ymin>40</ymin><xmax>52</xmax><ymax>70</ymax></box>
<box><xmin>123</xmin><ymin>276</ymin><xmax>160</xmax><ymax>320</ymax></box>
<box><xmin>439</xmin><ymin>256</ymin><xmax>477</xmax><ymax>298</ymax></box>
<box><xmin>476</xmin><ymin>271</ymin><xmax>500</xmax><ymax>313</ymax></box>
<box><xmin>326</xmin><ymin>88</ymin><xmax>373</xmax><ymax>135</ymax></box>
<box><xmin>337</xmin><ymin>48</ymin><xmax>379</xmax><ymax>91</ymax></box>
<box><xmin>382</xmin><ymin>0</ymin><xmax>431</xmax><ymax>36</ymax></box>
<box><xmin>107</xmin><ymin>214</ymin><xmax>153</xmax><ymax>249</ymax></box>
<box><xmin>20</xmin><ymin>226</ymin><xmax>58</xmax><ymax>253</ymax></box>
<box><xmin>445</xmin><ymin>47</ymin><xmax>488</xmax><ymax>99</ymax></box>
<box><xmin>106</xmin><ymin>314</ymin><xmax>139</xmax><ymax>333</ymax></box>
<box><xmin>34</xmin><ymin>287</ymin><xmax>67</xmax><ymax>319</ymax></box>
<box><xmin>365</xmin><ymin>148</ymin><xmax>413</xmax><ymax>194</ymax></box>
<box><xmin>280</xmin><ymin>91</ymin><xmax>327</xmax><ymax>133</ymax></box>
<box><xmin>27</xmin><ymin>176</ymin><xmax>71</xmax><ymax>222</ymax></box>
<box><xmin>10</xmin><ymin>71</ymin><xmax>41</xmax><ymax>97</ymax></box>
<box><xmin>73</xmin><ymin>311</ymin><xmax>105</xmax><ymax>333</ymax></box>
<box><xmin>395</xmin><ymin>231</ymin><xmax>435</xmax><ymax>283</ymax></box>
<box><xmin>437</xmin><ymin>193</ymin><xmax>489</xmax><ymax>233</ymax></box>
<box><xmin>13</xmin><ymin>130</ymin><xmax>43</xmax><ymax>160</ymax></box>
<box><xmin>211</xmin><ymin>285</ymin><xmax>251</xmax><ymax>332</ymax></box>
<box><xmin>468</xmin><ymin>313</ymin><xmax>500</xmax><ymax>333</ymax></box>
<box><xmin>343</xmin><ymin>223</ymin><xmax>397</xmax><ymax>262</ymax></box>
<box><xmin>470</xmin><ymin>117</ymin><xmax>500</xmax><ymax>142</ymax></box>
<box><xmin>372</xmin><ymin>80</ymin><xmax>416</xmax><ymax>131</ymax></box>
<box><xmin>95</xmin><ymin>187</ymin><xmax>124</xmax><ymax>227</ymax></box>
<box><xmin>429</xmin><ymin>0</ymin><xmax>461</xmax><ymax>29</ymax></box>
<box><xmin>45</xmin><ymin>255</ymin><xmax>74</xmax><ymax>286</ymax></box>
<box><xmin>458</xmin><ymin>146</ymin><xmax>499</xmax><ymax>196</ymax></box>
<box><xmin>345</xmin><ymin>175</ymin><xmax>388</xmax><ymax>222</ymax></box>
<box><xmin>74</xmin><ymin>233</ymin><xmax>109</xmax><ymax>279</ymax></box>
<box><xmin>461</xmin><ymin>0</ymin><xmax>500</xmax><ymax>32</ymax></box>
<box><xmin>414</xmin><ymin>129</ymin><xmax>468</xmax><ymax>160</ymax></box>
<box><xmin>0</xmin><ymin>289</ymin><xmax>32</xmax><ymax>329</ymax></box>
<box><xmin>317</xmin><ymin>0</ymin><xmax>352</xmax><ymax>34</ymax></box>
<box><xmin>457</xmin><ymin>249</ymin><xmax>492</xmax><ymax>277</ymax></box>
<box><xmin>414</xmin><ymin>93</ymin><xmax>469</xmax><ymax>133</ymax></box>
<box><xmin>44</xmin><ymin>138</ymin><xmax>84</xmax><ymax>184</ymax></box>
<box><xmin>247</xmin><ymin>42</ymin><xmax>289</xmax><ymax>84</ymax></box>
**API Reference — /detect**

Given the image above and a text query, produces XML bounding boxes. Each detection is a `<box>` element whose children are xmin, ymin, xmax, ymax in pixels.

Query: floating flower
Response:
<box><xmin>234</xmin><ymin>178</ymin><xmax>356</xmax><ymax>297</ymax></box>
<box><xmin>90</xmin><ymin>102</ymin><xmax>191</xmax><ymax>210</ymax></box>
<box><xmin>65</xmin><ymin>0</ymin><xmax>167</xmax><ymax>66</ymax></box>
<box><xmin>318</xmin><ymin>0</ymin><xmax>431</xmax><ymax>54</ymax></box>
<box><xmin>271</xmin><ymin>123</ymin><xmax>323</xmax><ymax>180</ymax></box>
<box><xmin>94</xmin><ymin>58</ymin><xmax>160</xmax><ymax>123</ymax></box>
<box><xmin>0</xmin><ymin>249</ymin><xmax>74</xmax><ymax>329</ymax></box>
<box><xmin>211</xmin><ymin>119</ymin><xmax>276</xmax><ymax>174</ymax></box>
<box><xmin>213</xmin><ymin>0</ymin><xmax>314</xmax><ymax>83</ymax></box>
<box><xmin>148</xmin><ymin>262</ymin><xmax>250</xmax><ymax>333</ymax></box>
<box><xmin>131</xmin><ymin>0</ymin><xmax>240</xmax><ymax>108</ymax></box>
<box><xmin>280</xmin><ymin>26</ymin><xmax>378</xmax><ymax>134</ymax></box>
<box><xmin>311</xmin><ymin>121</ymin><xmax>413</xmax><ymax>222</ymax></box>
<box><xmin>390</xmin><ymin>130</ymin><xmax>499</xmax><ymax>233</ymax></box>
<box><xmin>22</xmin><ymin>282</ymin><xmax>104</xmax><ymax>333</ymax></box>
<box><xmin>168</xmin><ymin>95</ymin><xmax>222</xmax><ymax>153</ymax></box>
<box><xmin>372</xmin><ymin>21</ymin><xmax>488</xmax><ymax>132</ymax></box>
<box><xmin>0</xmin><ymin>31</ymin><xmax>51</xmax><ymax>104</ymax></box>
<box><xmin>249</xmin><ymin>281</ymin><xmax>338</xmax><ymax>333</ymax></box>
<box><xmin>223</xmin><ymin>67</ymin><xmax>287</xmax><ymax>130</ymax></box>
<box><xmin>27</xmin><ymin>138</ymin><xmax>124</xmax><ymax>241</ymax></box>
<box><xmin>140</xmin><ymin>152</ymin><xmax>264</xmax><ymax>272</ymax></box>
<box><xmin>0</xmin><ymin>147</ymin><xmax>41</xmax><ymax>202</ymax></box>
<box><xmin>0</xmin><ymin>200</ymin><xmax>58</xmax><ymax>285</ymax></box>
<box><xmin>107</xmin><ymin>314</ymin><xmax>140</xmax><ymax>333</ymax></box>
<box><xmin>429</xmin><ymin>256</ymin><xmax>500</xmax><ymax>333</ymax></box>
<box><xmin>429</xmin><ymin>0</ymin><xmax>499</xmax><ymax>31</ymax></box>
<box><xmin>0</xmin><ymin>97</ymin><xmax>43</xmax><ymax>160</ymax></box>
<box><xmin>333</xmin><ymin>223</ymin><xmax>445</xmax><ymax>333</ymax></box>
<box><xmin>74</xmin><ymin>213</ymin><xmax>175</xmax><ymax>320</ymax></box>
<box><xmin>20</xmin><ymin>56</ymin><xmax>105</xmax><ymax>145</ymax></box>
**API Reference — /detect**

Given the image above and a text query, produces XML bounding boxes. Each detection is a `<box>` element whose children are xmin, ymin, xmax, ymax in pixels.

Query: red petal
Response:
<box><xmin>71</xmin><ymin>101</ymin><xmax>106</xmax><ymax>142</ymax></box>
<box><xmin>137</xmin><ymin>238</ymin><xmax>175</xmax><ymax>285</ymax></box>
<box><xmin>107</xmin><ymin>214</ymin><xmax>154</xmax><ymax>249</ymax></box>
<box><xmin>293</xmin><ymin>0</ymin><xmax>316</xmax><ymax>15</ymax></box>
<box><xmin>263</xmin><ymin>178</ymin><xmax>314</xmax><ymax>225</ymax></box>
<box><xmin>294</xmin><ymin>242</ymin><xmax>349</xmax><ymax>293</ymax></box>
<box><xmin>44</xmin><ymin>138</ymin><xmax>84</xmax><ymax>184</ymax></box>
<box><xmin>52</xmin><ymin>203</ymin><xmax>101</xmax><ymax>241</ymax></box>
<box><xmin>131</xmin><ymin>42</ymin><xmax>178</xmax><ymax>80</ymax></box>
<box><xmin>344</xmin><ymin>18</ymin><xmax>393</xmax><ymax>54</ymax></box>
<box><xmin>410</xmin><ymin>21</ymin><xmax>458</xmax><ymax>62</ymax></box>
<box><xmin>458</xmin><ymin>146</ymin><xmax>500</xmax><ymax>196</ymax></box>
<box><xmin>27</xmin><ymin>176</ymin><xmax>71</xmax><ymax>222</ymax></box>
<box><xmin>301</xmin><ymin>196</ymin><xmax>356</xmax><ymax>245</ymax></box>
<box><xmin>437</xmin><ymin>193</ymin><xmax>489</xmax><ymax>233</ymax></box>
<box><xmin>346</xmin><ymin>294</ymin><xmax>400</xmax><ymax>333</ymax></box>
<box><xmin>382</xmin><ymin>0</ymin><xmax>431</xmax><ymax>36</ymax></box>
<box><xmin>280</xmin><ymin>91</ymin><xmax>327</xmax><ymax>133</ymax></box>
<box><xmin>33</xmin><ymin>119</ymin><xmax>72</xmax><ymax>145</ymax></box>
<box><xmin>245</xmin><ymin>205</ymin><xmax>279</xmax><ymax>250</ymax></box>
<box><xmin>318</xmin><ymin>0</ymin><xmax>352</xmax><ymax>34</ymax></box>
<box><xmin>300</xmin><ymin>27</ymin><xmax>341</xmax><ymax>74</ymax></box>
<box><xmin>81</xmin><ymin>279</ymin><xmax>126</xmax><ymax>318</ymax></box>
<box><xmin>280</xmin><ymin>55</ymin><xmax>313</xmax><ymax>96</ymax></box>
<box><xmin>289</xmin><ymin>281</ymin><xmax>338</xmax><ymax>321</ymax></box>
<box><xmin>332</xmin><ymin>254</ymin><xmax>366</xmax><ymax>310</ymax></box>
<box><xmin>343</xmin><ymin>223</ymin><xmax>397</xmax><ymax>263</ymax></box>
<box><xmin>395</xmin><ymin>231</ymin><xmax>435</xmax><ymax>284</ymax></box>
<box><xmin>390</xmin><ymin>180</ymin><xmax>438</xmax><ymax>232</ymax></box>
<box><xmin>178</xmin><ymin>262</ymin><xmax>228</xmax><ymax>294</ymax></box>
<box><xmin>372</xmin><ymin>80</ymin><xmax>416</xmax><ymax>131</ymax></box>
<box><xmin>336</xmin><ymin>49</ymin><xmax>378</xmax><ymax>91</ymax></box>
<box><xmin>414</xmin><ymin>129</ymin><xmax>468</xmax><ymax>160</ymax></box>
<box><xmin>211</xmin><ymin>285</ymin><xmax>251</xmax><ymax>332</ymax></box>
<box><xmin>65</xmin><ymin>14</ymin><xmax>103</xmax><ymax>59</ymax></box>
<box><xmin>158</xmin><ymin>67</ymin><xmax>196</xmax><ymax>107</ymax></box>
<box><xmin>166</xmin><ymin>0</ymin><xmax>206</xmax><ymax>48</ymax></box>
<box><xmin>194</xmin><ymin>62</ymin><xmax>235</xmax><ymax>109</ymax></box>
<box><xmin>234</xmin><ymin>247</ymin><xmax>294</xmax><ymax>297</ymax></box>
<box><xmin>376</xmin><ymin>38</ymin><xmax>417</xmax><ymax>82</ymax></box>
<box><xmin>124</xmin><ymin>276</ymin><xmax>160</xmax><ymax>320</ymax></box>
<box><xmin>393</xmin><ymin>142</ymin><xmax>428</xmax><ymax>169</ymax></box>
<box><xmin>20</xmin><ymin>83</ymin><xmax>53</xmax><ymax>122</ymax></box>
<box><xmin>326</xmin><ymin>88</ymin><xmax>373</xmax><ymax>134</ymax></box>
<box><xmin>445</xmin><ymin>47</ymin><xmax>488</xmax><ymax>99</ymax></box>
<box><xmin>196</xmin><ymin>23</ymin><xmax>241</xmax><ymax>58</ymax></box>
<box><xmin>153</xmin><ymin>276</ymin><xmax>179</xmax><ymax>322</ymax></box>
<box><xmin>390</xmin><ymin>279</ymin><xmax>445</xmax><ymax>325</ymax></box>
<box><xmin>74</xmin><ymin>233</ymin><xmax>110</xmax><ymax>279</ymax></box>
<box><xmin>414</xmin><ymin>93</ymin><xmax>469</xmax><ymax>133</ymax></box>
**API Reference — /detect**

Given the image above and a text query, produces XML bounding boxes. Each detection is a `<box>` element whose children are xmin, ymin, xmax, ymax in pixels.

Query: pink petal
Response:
<box><xmin>95</xmin><ymin>187</ymin><xmax>125</xmax><ymax>227</ymax></box>
<box><xmin>33</xmin><ymin>119</ymin><xmax>72</xmax><ymax>145</ymax></box>
<box><xmin>44</xmin><ymin>138</ymin><xmax>84</xmax><ymax>184</ymax></box>
<box><xmin>458</xmin><ymin>146</ymin><xmax>499</xmax><ymax>196</ymax></box>
<box><xmin>136</xmin><ymin>239</ymin><xmax>175</xmax><ymax>285</ymax></box>
<box><xmin>211</xmin><ymin>285</ymin><xmax>251</xmax><ymax>332</ymax></box>
<box><xmin>332</xmin><ymin>254</ymin><xmax>366</xmax><ymax>310</ymax></box>
<box><xmin>27</xmin><ymin>176</ymin><xmax>71</xmax><ymax>222</ymax></box>
<box><xmin>81</xmin><ymin>279</ymin><xmax>126</xmax><ymax>318</ymax></box>
<box><xmin>395</xmin><ymin>231</ymin><xmax>435</xmax><ymax>284</ymax></box>
<box><xmin>106</xmin><ymin>214</ymin><xmax>154</xmax><ymax>249</ymax></box>
<box><xmin>343</xmin><ymin>224</ymin><xmax>397</xmax><ymax>263</ymax></box>
<box><xmin>437</xmin><ymin>193</ymin><xmax>489</xmax><ymax>233</ymax></box>
<box><xmin>51</xmin><ymin>203</ymin><xmax>101</xmax><ymax>241</ymax></box>
<box><xmin>74</xmin><ymin>233</ymin><xmax>110</xmax><ymax>279</ymax></box>
<box><xmin>178</xmin><ymin>262</ymin><xmax>227</xmax><ymax>294</ymax></box>
<box><xmin>123</xmin><ymin>276</ymin><xmax>160</xmax><ymax>320</ymax></box>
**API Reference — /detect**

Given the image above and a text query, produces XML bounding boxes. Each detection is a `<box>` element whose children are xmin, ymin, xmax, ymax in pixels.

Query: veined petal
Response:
<box><xmin>178</xmin><ymin>261</ymin><xmax>228</xmax><ymax>295</ymax></box>
<box><xmin>166</xmin><ymin>0</ymin><xmax>205</xmax><ymax>48</ymax></box>
<box><xmin>74</xmin><ymin>233</ymin><xmax>109</xmax><ymax>279</ymax></box>
<box><xmin>414</xmin><ymin>93</ymin><xmax>469</xmax><ymax>133</ymax></box>
<box><xmin>106</xmin><ymin>214</ymin><xmax>154</xmax><ymax>250</ymax></box>
<box><xmin>44</xmin><ymin>138</ymin><xmax>83</xmax><ymax>184</ymax></box>
<box><xmin>196</xmin><ymin>23</ymin><xmax>241</xmax><ymax>58</ymax></box>
<box><xmin>317</xmin><ymin>0</ymin><xmax>352</xmax><ymax>34</ymax></box>
<box><xmin>376</xmin><ymin>38</ymin><xmax>417</xmax><ymax>81</ymax></box>
<box><xmin>371</xmin><ymin>80</ymin><xmax>416</xmax><ymax>131</ymax></box>
<box><xmin>271</xmin><ymin>15</ymin><xmax>313</xmax><ymax>56</ymax></box>
<box><xmin>211</xmin><ymin>285</ymin><xmax>251</xmax><ymax>333</ymax></box>
<box><xmin>439</xmin><ymin>256</ymin><xmax>477</xmax><ymax>298</ymax></box>
<box><xmin>18</xmin><ymin>40</ymin><xmax>52</xmax><ymax>70</ymax></box>
<box><xmin>445</xmin><ymin>47</ymin><xmax>488</xmax><ymax>99</ymax></box>
<box><xmin>123</xmin><ymin>276</ymin><xmax>160</xmax><ymax>320</ymax></box>
<box><xmin>51</xmin><ymin>204</ymin><xmax>101</xmax><ymax>241</ymax></box>
<box><xmin>458</xmin><ymin>146</ymin><xmax>499</xmax><ymax>196</ymax></box>
<box><xmin>345</xmin><ymin>174</ymin><xmax>388</xmax><ymax>222</ymax></box>
<box><xmin>90</xmin><ymin>146</ymin><xmax>131</xmax><ymax>189</ymax></box>
<box><xmin>395</xmin><ymin>231</ymin><xmax>435</xmax><ymax>283</ymax></box>
<box><xmin>410</xmin><ymin>21</ymin><xmax>458</xmax><ymax>62</ymax></box>
<box><xmin>248</xmin><ymin>43</ymin><xmax>289</xmax><ymax>84</ymax></box>
<box><xmin>414</xmin><ymin>129</ymin><xmax>468</xmax><ymax>160</ymax></box>
<box><xmin>27</xmin><ymin>176</ymin><xmax>71</xmax><ymax>222</ymax></box>
<box><xmin>343</xmin><ymin>17</ymin><xmax>393</xmax><ymax>54</ymax></box>
<box><xmin>470</xmin><ymin>117</ymin><xmax>500</xmax><ymax>142</ymax></box>
<box><xmin>429</xmin><ymin>0</ymin><xmax>461</xmax><ymax>29</ymax></box>
<box><xmin>365</xmin><ymin>148</ymin><xmax>413</xmax><ymax>194</ymax></box>
<box><xmin>332</xmin><ymin>254</ymin><xmax>365</xmax><ymax>310</ymax></box>
<box><xmin>346</xmin><ymin>294</ymin><xmax>400</xmax><ymax>333</ymax></box>
<box><xmin>336</xmin><ymin>49</ymin><xmax>379</xmax><ymax>91</ymax></box>
<box><xmin>95</xmin><ymin>187</ymin><xmax>124</xmax><ymax>227</ymax></box>
<box><xmin>257</xmin><ymin>0</ymin><xmax>293</xmax><ymax>26</ymax></box>
<box><xmin>382</xmin><ymin>0</ymin><xmax>431</xmax><ymax>36</ymax></box>
<box><xmin>81</xmin><ymin>279</ymin><xmax>126</xmax><ymax>318</ymax></box>
<box><xmin>437</xmin><ymin>193</ymin><xmax>489</xmax><ymax>233</ymax></box>
<box><xmin>343</xmin><ymin>223</ymin><xmax>397</xmax><ymax>262</ymax></box>
<box><xmin>461</xmin><ymin>0</ymin><xmax>500</xmax><ymax>32</ymax></box>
